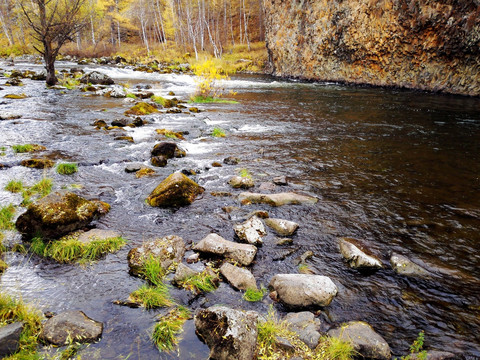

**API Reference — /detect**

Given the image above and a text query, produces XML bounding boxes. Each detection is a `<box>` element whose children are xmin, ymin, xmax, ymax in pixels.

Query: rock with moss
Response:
<box><xmin>114</xmin><ymin>136</ymin><xmax>134</xmax><ymax>143</ymax></box>
<box><xmin>20</xmin><ymin>158</ymin><xmax>54</xmax><ymax>169</ymax></box>
<box><xmin>40</xmin><ymin>311</ymin><xmax>103</xmax><ymax>346</ymax></box>
<box><xmin>233</xmin><ymin>216</ymin><xmax>266</xmax><ymax>245</ymax></box>
<box><xmin>327</xmin><ymin>321</ymin><xmax>391</xmax><ymax>360</ymax></box>
<box><xmin>228</xmin><ymin>176</ymin><xmax>254</xmax><ymax>189</ymax></box>
<box><xmin>15</xmin><ymin>191</ymin><xmax>109</xmax><ymax>239</ymax></box>
<box><xmin>193</xmin><ymin>233</ymin><xmax>257</xmax><ymax>266</ymax></box>
<box><xmin>195</xmin><ymin>306</ymin><xmax>258</xmax><ymax>360</ymax></box>
<box><xmin>239</xmin><ymin>192</ymin><xmax>318</xmax><ymax>206</ymax></box>
<box><xmin>146</xmin><ymin>172</ymin><xmax>204</xmax><ymax>207</ymax></box>
<box><xmin>284</xmin><ymin>312</ymin><xmax>322</xmax><ymax>349</ymax></box>
<box><xmin>339</xmin><ymin>237</ymin><xmax>382</xmax><ymax>270</ymax></box>
<box><xmin>136</xmin><ymin>167</ymin><xmax>155</xmax><ymax>178</ymax></box>
<box><xmin>265</xmin><ymin>218</ymin><xmax>299</xmax><ymax>236</ymax></box>
<box><xmin>390</xmin><ymin>253</ymin><xmax>431</xmax><ymax>278</ymax></box>
<box><xmin>151</xmin><ymin>155</ymin><xmax>168</xmax><ymax>167</ymax></box>
<box><xmin>269</xmin><ymin>274</ymin><xmax>337</xmax><ymax>308</ymax></box>
<box><xmin>151</xmin><ymin>142</ymin><xmax>185</xmax><ymax>159</ymax></box>
<box><xmin>127</xmin><ymin>235</ymin><xmax>186</xmax><ymax>276</ymax></box>
<box><xmin>124</xmin><ymin>102</ymin><xmax>158</xmax><ymax>116</ymax></box>
<box><xmin>220</xmin><ymin>262</ymin><xmax>257</xmax><ymax>291</ymax></box>
<box><xmin>80</xmin><ymin>71</ymin><xmax>114</xmax><ymax>85</ymax></box>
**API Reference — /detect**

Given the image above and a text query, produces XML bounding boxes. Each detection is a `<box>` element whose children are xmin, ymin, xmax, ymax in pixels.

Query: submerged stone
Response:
<box><xmin>193</xmin><ymin>233</ymin><xmax>257</xmax><ymax>266</ymax></box>
<box><xmin>390</xmin><ymin>253</ymin><xmax>431</xmax><ymax>278</ymax></box>
<box><xmin>239</xmin><ymin>192</ymin><xmax>318</xmax><ymax>206</ymax></box>
<box><xmin>146</xmin><ymin>172</ymin><xmax>204</xmax><ymax>207</ymax></box>
<box><xmin>339</xmin><ymin>237</ymin><xmax>383</xmax><ymax>270</ymax></box>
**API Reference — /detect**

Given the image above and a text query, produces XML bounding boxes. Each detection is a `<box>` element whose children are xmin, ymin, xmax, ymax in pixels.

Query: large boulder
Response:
<box><xmin>233</xmin><ymin>216</ymin><xmax>266</xmax><ymax>245</ymax></box>
<box><xmin>390</xmin><ymin>253</ymin><xmax>431</xmax><ymax>278</ymax></box>
<box><xmin>220</xmin><ymin>262</ymin><xmax>257</xmax><ymax>291</ymax></box>
<box><xmin>339</xmin><ymin>238</ymin><xmax>382</xmax><ymax>270</ymax></box>
<box><xmin>195</xmin><ymin>306</ymin><xmax>258</xmax><ymax>360</ymax></box>
<box><xmin>151</xmin><ymin>142</ymin><xmax>185</xmax><ymax>159</ymax></box>
<box><xmin>80</xmin><ymin>71</ymin><xmax>114</xmax><ymax>85</ymax></box>
<box><xmin>239</xmin><ymin>192</ymin><xmax>318</xmax><ymax>206</ymax></box>
<box><xmin>284</xmin><ymin>312</ymin><xmax>321</xmax><ymax>349</ymax></box>
<box><xmin>15</xmin><ymin>191</ymin><xmax>109</xmax><ymax>239</ymax></box>
<box><xmin>327</xmin><ymin>321</ymin><xmax>391</xmax><ymax>360</ymax></box>
<box><xmin>128</xmin><ymin>235</ymin><xmax>185</xmax><ymax>276</ymax></box>
<box><xmin>265</xmin><ymin>218</ymin><xmax>299</xmax><ymax>236</ymax></box>
<box><xmin>39</xmin><ymin>311</ymin><xmax>103</xmax><ymax>346</ymax></box>
<box><xmin>0</xmin><ymin>322</ymin><xmax>23</xmax><ymax>357</ymax></box>
<box><xmin>146</xmin><ymin>172</ymin><xmax>204</xmax><ymax>207</ymax></box>
<box><xmin>193</xmin><ymin>233</ymin><xmax>257</xmax><ymax>266</ymax></box>
<box><xmin>269</xmin><ymin>274</ymin><xmax>337</xmax><ymax>308</ymax></box>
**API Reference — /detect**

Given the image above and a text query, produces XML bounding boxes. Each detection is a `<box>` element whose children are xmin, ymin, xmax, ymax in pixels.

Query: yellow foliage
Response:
<box><xmin>192</xmin><ymin>60</ymin><xmax>230</xmax><ymax>99</ymax></box>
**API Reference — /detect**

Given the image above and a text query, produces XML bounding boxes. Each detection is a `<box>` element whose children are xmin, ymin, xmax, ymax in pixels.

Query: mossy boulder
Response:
<box><xmin>151</xmin><ymin>155</ymin><xmax>167</xmax><ymax>167</ymax></box>
<box><xmin>3</xmin><ymin>94</ymin><xmax>27</xmax><ymax>99</ymax></box>
<box><xmin>79</xmin><ymin>71</ymin><xmax>114</xmax><ymax>85</ymax></box>
<box><xmin>151</xmin><ymin>142</ymin><xmax>185</xmax><ymax>159</ymax></box>
<box><xmin>136</xmin><ymin>167</ymin><xmax>155</xmax><ymax>178</ymax></box>
<box><xmin>15</xmin><ymin>191</ymin><xmax>110</xmax><ymax>239</ymax></box>
<box><xmin>124</xmin><ymin>102</ymin><xmax>158</xmax><ymax>116</ymax></box>
<box><xmin>146</xmin><ymin>172</ymin><xmax>204</xmax><ymax>207</ymax></box>
<box><xmin>20</xmin><ymin>158</ymin><xmax>54</xmax><ymax>169</ymax></box>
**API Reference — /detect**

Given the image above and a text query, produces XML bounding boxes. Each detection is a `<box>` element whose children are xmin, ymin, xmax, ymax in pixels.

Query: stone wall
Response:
<box><xmin>264</xmin><ymin>0</ymin><xmax>480</xmax><ymax>96</ymax></box>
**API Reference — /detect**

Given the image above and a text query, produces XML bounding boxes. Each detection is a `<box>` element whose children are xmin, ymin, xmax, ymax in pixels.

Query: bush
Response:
<box><xmin>192</xmin><ymin>60</ymin><xmax>229</xmax><ymax>99</ymax></box>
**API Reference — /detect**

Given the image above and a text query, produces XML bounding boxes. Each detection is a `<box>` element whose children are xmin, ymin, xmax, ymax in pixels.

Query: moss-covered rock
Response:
<box><xmin>146</xmin><ymin>172</ymin><xmax>204</xmax><ymax>207</ymax></box>
<box><xmin>3</xmin><ymin>94</ymin><xmax>28</xmax><ymax>99</ymax></box>
<box><xmin>151</xmin><ymin>155</ymin><xmax>167</xmax><ymax>167</ymax></box>
<box><xmin>114</xmin><ymin>136</ymin><xmax>134</xmax><ymax>143</ymax></box>
<box><xmin>20</xmin><ymin>158</ymin><xmax>55</xmax><ymax>169</ymax></box>
<box><xmin>136</xmin><ymin>167</ymin><xmax>155</xmax><ymax>178</ymax></box>
<box><xmin>15</xmin><ymin>191</ymin><xmax>109</xmax><ymax>239</ymax></box>
<box><xmin>124</xmin><ymin>102</ymin><xmax>158</xmax><ymax>116</ymax></box>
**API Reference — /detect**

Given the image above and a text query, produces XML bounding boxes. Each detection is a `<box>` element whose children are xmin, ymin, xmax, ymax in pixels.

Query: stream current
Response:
<box><xmin>0</xmin><ymin>61</ymin><xmax>479</xmax><ymax>359</ymax></box>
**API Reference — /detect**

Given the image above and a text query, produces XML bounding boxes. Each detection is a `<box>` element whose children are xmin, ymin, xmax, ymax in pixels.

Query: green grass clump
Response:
<box><xmin>180</xmin><ymin>269</ymin><xmax>218</xmax><ymax>294</ymax></box>
<box><xmin>152</xmin><ymin>306</ymin><xmax>190</xmax><ymax>352</ymax></box>
<box><xmin>11</xmin><ymin>144</ymin><xmax>45</xmax><ymax>153</ymax></box>
<box><xmin>129</xmin><ymin>284</ymin><xmax>173</xmax><ymax>309</ymax></box>
<box><xmin>319</xmin><ymin>336</ymin><xmax>356</xmax><ymax>360</ymax></box>
<box><xmin>0</xmin><ymin>292</ymin><xmax>43</xmax><ymax>358</ymax></box>
<box><xmin>29</xmin><ymin>178</ymin><xmax>53</xmax><ymax>198</ymax></box>
<box><xmin>238</xmin><ymin>168</ymin><xmax>252</xmax><ymax>179</ymax></box>
<box><xmin>5</xmin><ymin>180</ymin><xmax>24</xmax><ymax>193</ymax></box>
<box><xmin>139</xmin><ymin>256</ymin><xmax>167</xmax><ymax>287</ymax></box>
<box><xmin>243</xmin><ymin>287</ymin><xmax>265</xmax><ymax>302</ymax></box>
<box><xmin>126</xmin><ymin>93</ymin><xmax>137</xmax><ymax>99</ymax></box>
<box><xmin>211</xmin><ymin>127</ymin><xmax>226</xmax><ymax>138</ymax></box>
<box><xmin>190</xmin><ymin>96</ymin><xmax>238</xmax><ymax>104</ymax></box>
<box><xmin>0</xmin><ymin>204</ymin><xmax>15</xmax><ymax>230</ymax></box>
<box><xmin>56</xmin><ymin>163</ymin><xmax>78</xmax><ymax>175</ymax></box>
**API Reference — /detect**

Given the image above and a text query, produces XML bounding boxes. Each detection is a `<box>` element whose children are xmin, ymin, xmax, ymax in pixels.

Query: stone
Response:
<box><xmin>114</xmin><ymin>136</ymin><xmax>134</xmax><ymax>143</ymax></box>
<box><xmin>276</xmin><ymin>238</ymin><xmax>293</xmax><ymax>245</ymax></box>
<box><xmin>265</xmin><ymin>218</ymin><xmax>299</xmax><ymax>236</ymax></box>
<box><xmin>193</xmin><ymin>233</ymin><xmax>257</xmax><ymax>266</ymax></box>
<box><xmin>15</xmin><ymin>191</ymin><xmax>109</xmax><ymax>239</ymax></box>
<box><xmin>239</xmin><ymin>192</ymin><xmax>318</xmax><ymax>206</ymax></box>
<box><xmin>220</xmin><ymin>262</ymin><xmax>257</xmax><ymax>291</ymax></box>
<box><xmin>124</xmin><ymin>102</ymin><xmax>158</xmax><ymax>116</ymax></box>
<box><xmin>228</xmin><ymin>176</ymin><xmax>254</xmax><ymax>189</ymax></box>
<box><xmin>80</xmin><ymin>71</ymin><xmax>114</xmax><ymax>85</ymax></box>
<box><xmin>40</xmin><ymin>311</ymin><xmax>103</xmax><ymax>346</ymax></box>
<box><xmin>274</xmin><ymin>336</ymin><xmax>295</xmax><ymax>352</ymax></box>
<box><xmin>6</xmin><ymin>78</ymin><xmax>22</xmax><ymax>86</ymax></box>
<box><xmin>284</xmin><ymin>312</ymin><xmax>321</xmax><ymax>349</ymax></box>
<box><xmin>390</xmin><ymin>253</ymin><xmax>431</xmax><ymax>278</ymax></box>
<box><xmin>125</xmin><ymin>163</ymin><xmax>143</xmax><ymax>173</ymax></box>
<box><xmin>77</xmin><ymin>229</ymin><xmax>121</xmax><ymax>244</ymax></box>
<box><xmin>211</xmin><ymin>161</ymin><xmax>222</xmax><ymax>167</ymax></box>
<box><xmin>269</xmin><ymin>274</ymin><xmax>337</xmax><ymax>308</ymax></box>
<box><xmin>150</xmin><ymin>155</ymin><xmax>168</xmax><ymax>167</ymax></box>
<box><xmin>93</xmin><ymin>119</ymin><xmax>107</xmax><ymax>128</ymax></box>
<box><xmin>409</xmin><ymin>351</ymin><xmax>456</xmax><ymax>360</ymax></box>
<box><xmin>258</xmin><ymin>182</ymin><xmax>276</xmax><ymax>191</ymax></box>
<box><xmin>195</xmin><ymin>306</ymin><xmax>258</xmax><ymax>360</ymax></box>
<box><xmin>233</xmin><ymin>216</ymin><xmax>266</xmax><ymax>245</ymax></box>
<box><xmin>339</xmin><ymin>238</ymin><xmax>382</xmax><ymax>270</ymax></box>
<box><xmin>273</xmin><ymin>176</ymin><xmax>288</xmax><ymax>186</ymax></box>
<box><xmin>146</xmin><ymin>172</ymin><xmax>204</xmax><ymax>207</ymax></box>
<box><xmin>223</xmin><ymin>156</ymin><xmax>240</xmax><ymax>165</ymax></box>
<box><xmin>151</xmin><ymin>142</ymin><xmax>180</xmax><ymax>159</ymax></box>
<box><xmin>136</xmin><ymin>167</ymin><xmax>155</xmax><ymax>178</ymax></box>
<box><xmin>173</xmin><ymin>263</ymin><xmax>200</xmax><ymax>285</ymax></box>
<box><xmin>20</xmin><ymin>158</ymin><xmax>54</xmax><ymax>169</ymax></box>
<box><xmin>31</xmin><ymin>71</ymin><xmax>47</xmax><ymax>81</ymax></box>
<box><xmin>128</xmin><ymin>235</ymin><xmax>186</xmax><ymax>276</ymax></box>
<box><xmin>327</xmin><ymin>321</ymin><xmax>391</xmax><ymax>360</ymax></box>
<box><xmin>186</xmin><ymin>252</ymin><xmax>200</xmax><ymax>263</ymax></box>
<box><xmin>0</xmin><ymin>322</ymin><xmax>23</xmax><ymax>357</ymax></box>
<box><xmin>107</xmin><ymin>85</ymin><xmax>127</xmax><ymax>98</ymax></box>
<box><xmin>111</xmin><ymin>118</ymin><xmax>129</xmax><ymax>127</ymax></box>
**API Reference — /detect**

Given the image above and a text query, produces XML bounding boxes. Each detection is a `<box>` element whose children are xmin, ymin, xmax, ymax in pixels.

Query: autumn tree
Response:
<box><xmin>20</xmin><ymin>0</ymin><xmax>88</xmax><ymax>85</ymax></box>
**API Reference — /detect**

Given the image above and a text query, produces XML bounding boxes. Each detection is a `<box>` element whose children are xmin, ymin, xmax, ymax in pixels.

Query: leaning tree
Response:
<box><xmin>20</xmin><ymin>0</ymin><xmax>87</xmax><ymax>86</ymax></box>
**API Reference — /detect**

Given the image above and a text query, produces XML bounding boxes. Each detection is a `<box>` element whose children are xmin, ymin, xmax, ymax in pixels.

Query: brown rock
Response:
<box><xmin>146</xmin><ymin>172</ymin><xmax>204</xmax><ymax>207</ymax></box>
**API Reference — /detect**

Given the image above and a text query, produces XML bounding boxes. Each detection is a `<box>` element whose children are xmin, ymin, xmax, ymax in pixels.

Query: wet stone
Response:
<box><xmin>223</xmin><ymin>156</ymin><xmax>240</xmax><ymax>165</ymax></box>
<box><xmin>284</xmin><ymin>312</ymin><xmax>321</xmax><ymax>349</ymax></box>
<box><xmin>265</xmin><ymin>218</ymin><xmax>299</xmax><ymax>236</ymax></box>
<box><xmin>229</xmin><ymin>176</ymin><xmax>255</xmax><ymax>189</ymax></box>
<box><xmin>339</xmin><ymin>237</ymin><xmax>382</xmax><ymax>270</ymax></box>
<box><xmin>273</xmin><ymin>175</ymin><xmax>288</xmax><ymax>186</ymax></box>
<box><xmin>234</xmin><ymin>216</ymin><xmax>266</xmax><ymax>245</ymax></box>
<box><xmin>146</xmin><ymin>172</ymin><xmax>204</xmax><ymax>207</ymax></box>
<box><xmin>124</xmin><ymin>163</ymin><xmax>143</xmax><ymax>173</ymax></box>
<box><xmin>220</xmin><ymin>262</ymin><xmax>257</xmax><ymax>291</ymax></box>
<box><xmin>390</xmin><ymin>253</ymin><xmax>431</xmax><ymax>278</ymax></box>
<box><xmin>151</xmin><ymin>155</ymin><xmax>168</xmax><ymax>167</ymax></box>
<box><xmin>193</xmin><ymin>233</ymin><xmax>257</xmax><ymax>266</ymax></box>
<box><xmin>0</xmin><ymin>322</ymin><xmax>23</xmax><ymax>358</ymax></box>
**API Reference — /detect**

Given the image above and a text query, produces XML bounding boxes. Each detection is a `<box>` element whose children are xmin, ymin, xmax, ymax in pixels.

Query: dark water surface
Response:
<box><xmin>0</xmin><ymin>62</ymin><xmax>479</xmax><ymax>359</ymax></box>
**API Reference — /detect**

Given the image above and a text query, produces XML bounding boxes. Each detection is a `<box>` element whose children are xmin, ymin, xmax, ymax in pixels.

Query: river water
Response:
<box><xmin>0</xmin><ymin>61</ymin><xmax>479</xmax><ymax>359</ymax></box>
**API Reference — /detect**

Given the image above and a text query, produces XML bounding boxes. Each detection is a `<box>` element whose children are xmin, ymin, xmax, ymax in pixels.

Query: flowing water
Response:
<box><xmin>0</xmin><ymin>60</ymin><xmax>479</xmax><ymax>359</ymax></box>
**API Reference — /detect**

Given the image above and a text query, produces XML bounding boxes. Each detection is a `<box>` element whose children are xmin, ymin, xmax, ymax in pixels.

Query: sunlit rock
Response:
<box><xmin>193</xmin><ymin>233</ymin><xmax>257</xmax><ymax>266</ymax></box>
<box><xmin>146</xmin><ymin>172</ymin><xmax>204</xmax><ymax>207</ymax></box>
<box><xmin>339</xmin><ymin>237</ymin><xmax>382</xmax><ymax>270</ymax></box>
<box><xmin>239</xmin><ymin>192</ymin><xmax>317</xmax><ymax>206</ymax></box>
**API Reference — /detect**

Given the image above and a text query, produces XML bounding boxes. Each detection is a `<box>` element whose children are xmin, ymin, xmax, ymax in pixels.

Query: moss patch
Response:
<box><xmin>124</xmin><ymin>102</ymin><xmax>158</xmax><ymax>115</ymax></box>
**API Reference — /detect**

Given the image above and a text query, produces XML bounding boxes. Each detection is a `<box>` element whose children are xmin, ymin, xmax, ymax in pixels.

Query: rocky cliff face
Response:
<box><xmin>264</xmin><ymin>0</ymin><xmax>480</xmax><ymax>96</ymax></box>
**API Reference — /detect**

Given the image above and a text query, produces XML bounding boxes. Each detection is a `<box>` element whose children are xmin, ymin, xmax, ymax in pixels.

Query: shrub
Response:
<box><xmin>192</xmin><ymin>60</ymin><xmax>229</xmax><ymax>99</ymax></box>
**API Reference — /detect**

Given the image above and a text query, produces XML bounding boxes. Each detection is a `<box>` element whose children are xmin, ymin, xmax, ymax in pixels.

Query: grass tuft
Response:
<box><xmin>56</xmin><ymin>163</ymin><xmax>78</xmax><ymax>175</ymax></box>
<box><xmin>243</xmin><ymin>287</ymin><xmax>265</xmax><ymax>302</ymax></box>
<box><xmin>5</xmin><ymin>180</ymin><xmax>24</xmax><ymax>193</ymax></box>
<box><xmin>129</xmin><ymin>284</ymin><xmax>173</xmax><ymax>309</ymax></box>
<box><xmin>0</xmin><ymin>204</ymin><xmax>15</xmax><ymax>230</ymax></box>
<box><xmin>12</xmin><ymin>144</ymin><xmax>45</xmax><ymax>153</ymax></box>
<box><xmin>152</xmin><ymin>306</ymin><xmax>190</xmax><ymax>352</ymax></box>
<box><xmin>190</xmin><ymin>96</ymin><xmax>238</xmax><ymax>104</ymax></box>
<box><xmin>179</xmin><ymin>268</ymin><xmax>218</xmax><ymax>294</ymax></box>
<box><xmin>211</xmin><ymin>127</ymin><xmax>226</xmax><ymax>138</ymax></box>
<box><xmin>320</xmin><ymin>336</ymin><xmax>356</xmax><ymax>360</ymax></box>
<box><xmin>30</xmin><ymin>178</ymin><xmax>53</xmax><ymax>198</ymax></box>
<box><xmin>138</xmin><ymin>256</ymin><xmax>167</xmax><ymax>287</ymax></box>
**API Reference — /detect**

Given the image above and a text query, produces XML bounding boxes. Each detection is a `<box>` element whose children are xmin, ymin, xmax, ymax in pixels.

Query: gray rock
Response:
<box><xmin>77</xmin><ymin>229</ymin><xmax>121</xmax><ymax>244</ymax></box>
<box><xmin>40</xmin><ymin>311</ymin><xmax>103</xmax><ymax>346</ymax></box>
<box><xmin>258</xmin><ymin>182</ymin><xmax>276</xmax><ymax>191</ymax></box>
<box><xmin>80</xmin><ymin>71</ymin><xmax>114</xmax><ymax>85</ymax></box>
<box><xmin>125</xmin><ymin>163</ymin><xmax>143</xmax><ymax>173</ymax></box>
<box><xmin>220</xmin><ymin>263</ymin><xmax>257</xmax><ymax>291</ymax></box>
<box><xmin>0</xmin><ymin>322</ymin><xmax>23</xmax><ymax>357</ymax></box>
<box><xmin>339</xmin><ymin>238</ymin><xmax>382</xmax><ymax>270</ymax></box>
<box><xmin>275</xmin><ymin>335</ymin><xmax>295</xmax><ymax>352</ymax></box>
<box><xmin>327</xmin><ymin>321</ymin><xmax>391</xmax><ymax>360</ymax></box>
<box><xmin>228</xmin><ymin>176</ymin><xmax>254</xmax><ymax>189</ymax></box>
<box><xmin>265</xmin><ymin>218</ymin><xmax>299</xmax><ymax>236</ymax></box>
<box><xmin>409</xmin><ymin>351</ymin><xmax>456</xmax><ymax>360</ymax></box>
<box><xmin>273</xmin><ymin>176</ymin><xmax>288</xmax><ymax>186</ymax></box>
<box><xmin>193</xmin><ymin>233</ymin><xmax>257</xmax><ymax>266</ymax></box>
<box><xmin>234</xmin><ymin>216</ymin><xmax>266</xmax><ymax>245</ymax></box>
<box><xmin>239</xmin><ymin>192</ymin><xmax>318</xmax><ymax>206</ymax></box>
<box><xmin>128</xmin><ymin>235</ymin><xmax>186</xmax><ymax>276</ymax></box>
<box><xmin>195</xmin><ymin>306</ymin><xmax>258</xmax><ymax>360</ymax></box>
<box><xmin>390</xmin><ymin>253</ymin><xmax>431</xmax><ymax>278</ymax></box>
<box><xmin>223</xmin><ymin>156</ymin><xmax>240</xmax><ymax>165</ymax></box>
<box><xmin>186</xmin><ymin>252</ymin><xmax>200</xmax><ymax>264</ymax></box>
<box><xmin>269</xmin><ymin>274</ymin><xmax>337</xmax><ymax>308</ymax></box>
<box><xmin>173</xmin><ymin>263</ymin><xmax>200</xmax><ymax>284</ymax></box>
<box><xmin>284</xmin><ymin>312</ymin><xmax>321</xmax><ymax>349</ymax></box>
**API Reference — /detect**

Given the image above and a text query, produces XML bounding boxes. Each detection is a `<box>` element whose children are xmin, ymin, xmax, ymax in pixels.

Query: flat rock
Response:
<box><xmin>273</xmin><ymin>176</ymin><xmax>288</xmax><ymax>186</ymax></box>
<box><xmin>339</xmin><ymin>237</ymin><xmax>382</xmax><ymax>270</ymax></box>
<box><xmin>15</xmin><ymin>191</ymin><xmax>109</xmax><ymax>239</ymax></box>
<box><xmin>146</xmin><ymin>172</ymin><xmax>204</xmax><ymax>207</ymax></box>
<box><xmin>233</xmin><ymin>216</ymin><xmax>266</xmax><ymax>245</ymax></box>
<box><xmin>327</xmin><ymin>321</ymin><xmax>391</xmax><ymax>360</ymax></box>
<box><xmin>409</xmin><ymin>351</ymin><xmax>457</xmax><ymax>360</ymax></box>
<box><xmin>195</xmin><ymin>306</ymin><xmax>258</xmax><ymax>360</ymax></box>
<box><xmin>220</xmin><ymin>262</ymin><xmax>257</xmax><ymax>291</ymax></box>
<box><xmin>284</xmin><ymin>312</ymin><xmax>321</xmax><ymax>349</ymax></box>
<box><xmin>173</xmin><ymin>263</ymin><xmax>200</xmax><ymax>285</ymax></box>
<box><xmin>128</xmin><ymin>235</ymin><xmax>186</xmax><ymax>276</ymax></box>
<box><xmin>193</xmin><ymin>233</ymin><xmax>257</xmax><ymax>266</ymax></box>
<box><xmin>265</xmin><ymin>218</ymin><xmax>299</xmax><ymax>236</ymax></box>
<box><xmin>390</xmin><ymin>253</ymin><xmax>431</xmax><ymax>278</ymax></box>
<box><xmin>269</xmin><ymin>274</ymin><xmax>337</xmax><ymax>308</ymax></box>
<box><xmin>124</xmin><ymin>163</ymin><xmax>143</xmax><ymax>173</ymax></box>
<box><xmin>0</xmin><ymin>322</ymin><xmax>23</xmax><ymax>357</ymax></box>
<box><xmin>77</xmin><ymin>229</ymin><xmax>121</xmax><ymax>244</ymax></box>
<box><xmin>80</xmin><ymin>71</ymin><xmax>114</xmax><ymax>85</ymax></box>
<box><xmin>40</xmin><ymin>311</ymin><xmax>103</xmax><ymax>346</ymax></box>
<box><xmin>239</xmin><ymin>192</ymin><xmax>318</xmax><ymax>206</ymax></box>
<box><xmin>228</xmin><ymin>176</ymin><xmax>254</xmax><ymax>189</ymax></box>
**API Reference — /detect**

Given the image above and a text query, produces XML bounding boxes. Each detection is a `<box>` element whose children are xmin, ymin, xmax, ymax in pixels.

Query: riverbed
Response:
<box><xmin>0</xmin><ymin>60</ymin><xmax>479</xmax><ymax>359</ymax></box>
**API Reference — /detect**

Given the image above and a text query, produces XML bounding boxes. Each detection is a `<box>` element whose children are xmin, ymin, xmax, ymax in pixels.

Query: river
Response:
<box><xmin>0</xmin><ymin>60</ymin><xmax>479</xmax><ymax>359</ymax></box>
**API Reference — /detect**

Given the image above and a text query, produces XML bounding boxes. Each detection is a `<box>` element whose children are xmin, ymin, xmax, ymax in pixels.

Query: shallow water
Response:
<box><xmin>0</xmin><ymin>61</ymin><xmax>479</xmax><ymax>359</ymax></box>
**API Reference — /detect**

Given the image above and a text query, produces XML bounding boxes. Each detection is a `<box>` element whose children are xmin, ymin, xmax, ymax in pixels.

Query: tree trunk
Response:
<box><xmin>44</xmin><ymin>44</ymin><xmax>57</xmax><ymax>86</ymax></box>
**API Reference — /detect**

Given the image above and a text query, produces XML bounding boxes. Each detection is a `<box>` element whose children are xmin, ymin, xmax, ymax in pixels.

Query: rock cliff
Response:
<box><xmin>264</xmin><ymin>0</ymin><xmax>480</xmax><ymax>96</ymax></box>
